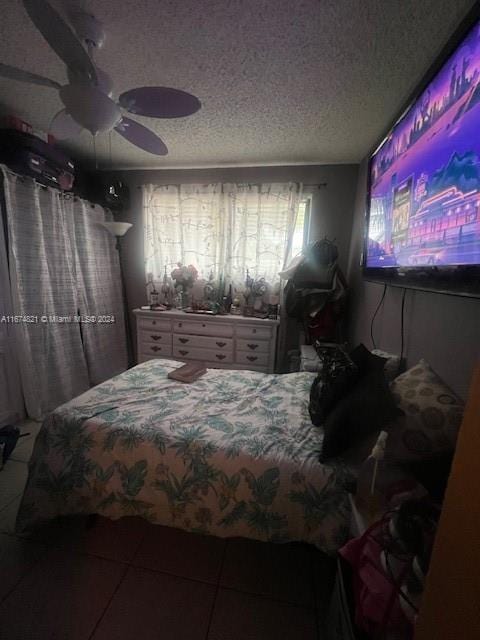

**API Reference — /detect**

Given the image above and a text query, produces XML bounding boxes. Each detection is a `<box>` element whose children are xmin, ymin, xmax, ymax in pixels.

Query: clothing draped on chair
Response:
<box><xmin>0</xmin><ymin>166</ymin><xmax>127</xmax><ymax>419</ymax></box>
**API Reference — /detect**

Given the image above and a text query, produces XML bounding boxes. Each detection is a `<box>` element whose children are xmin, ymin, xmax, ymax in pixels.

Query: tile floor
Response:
<box><xmin>0</xmin><ymin>420</ymin><xmax>336</xmax><ymax>640</ymax></box>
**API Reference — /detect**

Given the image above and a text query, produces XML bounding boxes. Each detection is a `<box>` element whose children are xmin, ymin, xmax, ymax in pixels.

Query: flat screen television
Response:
<box><xmin>364</xmin><ymin>5</ymin><xmax>480</xmax><ymax>298</ymax></box>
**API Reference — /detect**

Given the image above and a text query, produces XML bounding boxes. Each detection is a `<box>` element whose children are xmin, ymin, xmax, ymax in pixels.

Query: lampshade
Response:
<box><xmin>100</xmin><ymin>221</ymin><xmax>132</xmax><ymax>237</ymax></box>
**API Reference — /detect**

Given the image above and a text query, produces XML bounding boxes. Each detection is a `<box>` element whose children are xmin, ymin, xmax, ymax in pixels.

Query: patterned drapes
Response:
<box><xmin>71</xmin><ymin>199</ymin><xmax>128</xmax><ymax>386</ymax></box>
<box><xmin>143</xmin><ymin>182</ymin><xmax>303</xmax><ymax>288</ymax></box>
<box><xmin>1</xmin><ymin>166</ymin><xmax>127</xmax><ymax>419</ymax></box>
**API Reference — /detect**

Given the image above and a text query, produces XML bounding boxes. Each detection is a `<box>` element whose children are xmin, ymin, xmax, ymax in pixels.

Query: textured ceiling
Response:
<box><xmin>0</xmin><ymin>0</ymin><xmax>475</xmax><ymax>168</ymax></box>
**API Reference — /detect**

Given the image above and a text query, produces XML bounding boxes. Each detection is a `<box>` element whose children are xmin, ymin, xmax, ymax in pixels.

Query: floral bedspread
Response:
<box><xmin>17</xmin><ymin>359</ymin><xmax>351</xmax><ymax>552</ymax></box>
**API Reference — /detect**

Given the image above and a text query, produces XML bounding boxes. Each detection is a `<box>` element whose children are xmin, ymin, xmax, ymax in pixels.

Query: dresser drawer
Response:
<box><xmin>139</xmin><ymin>330</ymin><xmax>172</xmax><ymax>346</ymax></box>
<box><xmin>236</xmin><ymin>338</ymin><xmax>270</xmax><ymax>354</ymax></box>
<box><xmin>173</xmin><ymin>319</ymin><xmax>233</xmax><ymax>338</ymax></box>
<box><xmin>236</xmin><ymin>325</ymin><xmax>272</xmax><ymax>340</ymax></box>
<box><xmin>173</xmin><ymin>345</ymin><xmax>234</xmax><ymax>364</ymax></box>
<box><xmin>173</xmin><ymin>334</ymin><xmax>233</xmax><ymax>350</ymax></box>
<box><xmin>140</xmin><ymin>343</ymin><xmax>172</xmax><ymax>358</ymax></box>
<box><xmin>236</xmin><ymin>350</ymin><xmax>269</xmax><ymax>367</ymax></box>
<box><xmin>137</xmin><ymin>317</ymin><xmax>171</xmax><ymax>332</ymax></box>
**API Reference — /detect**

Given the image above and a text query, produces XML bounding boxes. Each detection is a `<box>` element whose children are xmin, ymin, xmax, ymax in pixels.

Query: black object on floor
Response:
<box><xmin>0</xmin><ymin>425</ymin><xmax>30</xmax><ymax>464</ymax></box>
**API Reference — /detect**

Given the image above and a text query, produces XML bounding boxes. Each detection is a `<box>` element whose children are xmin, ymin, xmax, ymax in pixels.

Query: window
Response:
<box><xmin>290</xmin><ymin>197</ymin><xmax>311</xmax><ymax>258</ymax></box>
<box><xmin>143</xmin><ymin>182</ymin><xmax>305</xmax><ymax>287</ymax></box>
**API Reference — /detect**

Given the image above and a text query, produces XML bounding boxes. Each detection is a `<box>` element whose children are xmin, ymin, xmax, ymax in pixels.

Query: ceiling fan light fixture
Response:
<box><xmin>59</xmin><ymin>84</ymin><xmax>121</xmax><ymax>135</ymax></box>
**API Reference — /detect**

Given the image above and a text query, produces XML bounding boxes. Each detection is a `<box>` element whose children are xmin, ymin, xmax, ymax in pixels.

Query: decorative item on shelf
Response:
<box><xmin>216</xmin><ymin>274</ymin><xmax>225</xmax><ymax>312</ymax></box>
<box><xmin>252</xmin><ymin>277</ymin><xmax>267</xmax><ymax>311</ymax></box>
<box><xmin>171</xmin><ymin>262</ymin><xmax>198</xmax><ymax>309</ymax></box>
<box><xmin>267</xmin><ymin>284</ymin><xmax>280</xmax><ymax>319</ymax></box>
<box><xmin>203</xmin><ymin>272</ymin><xmax>217</xmax><ymax>303</ymax></box>
<box><xmin>223</xmin><ymin>283</ymin><xmax>233</xmax><ymax>314</ymax></box>
<box><xmin>243</xmin><ymin>269</ymin><xmax>254</xmax><ymax>308</ymax></box>
<box><xmin>146</xmin><ymin>272</ymin><xmax>160</xmax><ymax>309</ymax></box>
<box><xmin>160</xmin><ymin>266</ymin><xmax>172</xmax><ymax>307</ymax></box>
<box><xmin>230</xmin><ymin>296</ymin><xmax>242</xmax><ymax>315</ymax></box>
<box><xmin>243</xmin><ymin>273</ymin><xmax>268</xmax><ymax>317</ymax></box>
<box><xmin>150</xmin><ymin>285</ymin><xmax>160</xmax><ymax>308</ymax></box>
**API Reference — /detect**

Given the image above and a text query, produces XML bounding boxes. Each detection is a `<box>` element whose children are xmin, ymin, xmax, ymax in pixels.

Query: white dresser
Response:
<box><xmin>133</xmin><ymin>309</ymin><xmax>280</xmax><ymax>373</ymax></box>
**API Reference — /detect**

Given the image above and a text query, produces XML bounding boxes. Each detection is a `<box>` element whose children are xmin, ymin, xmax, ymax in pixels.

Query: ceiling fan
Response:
<box><xmin>0</xmin><ymin>0</ymin><xmax>202</xmax><ymax>156</ymax></box>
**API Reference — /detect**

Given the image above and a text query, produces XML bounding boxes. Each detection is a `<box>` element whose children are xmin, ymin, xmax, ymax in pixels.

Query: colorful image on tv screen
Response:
<box><xmin>367</xmin><ymin>19</ymin><xmax>480</xmax><ymax>268</ymax></box>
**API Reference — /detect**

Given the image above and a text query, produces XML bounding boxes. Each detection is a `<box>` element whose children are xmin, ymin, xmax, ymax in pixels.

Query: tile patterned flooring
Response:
<box><xmin>0</xmin><ymin>420</ymin><xmax>335</xmax><ymax>639</ymax></box>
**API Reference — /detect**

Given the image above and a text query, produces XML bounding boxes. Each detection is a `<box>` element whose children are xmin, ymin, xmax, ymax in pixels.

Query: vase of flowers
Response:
<box><xmin>171</xmin><ymin>263</ymin><xmax>198</xmax><ymax>308</ymax></box>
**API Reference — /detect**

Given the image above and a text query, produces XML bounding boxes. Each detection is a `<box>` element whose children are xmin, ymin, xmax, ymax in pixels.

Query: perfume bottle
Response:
<box><xmin>160</xmin><ymin>266</ymin><xmax>171</xmax><ymax>306</ymax></box>
<box><xmin>149</xmin><ymin>284</ymin><xmax>160</xmax><ymax>308</ymax></box>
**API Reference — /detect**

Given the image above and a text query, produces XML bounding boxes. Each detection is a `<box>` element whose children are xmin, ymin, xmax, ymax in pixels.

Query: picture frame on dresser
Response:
<box><xmin>133</xmin><ymin>309</ymin><xmax>280</xmax><ymax>373</ymax></box>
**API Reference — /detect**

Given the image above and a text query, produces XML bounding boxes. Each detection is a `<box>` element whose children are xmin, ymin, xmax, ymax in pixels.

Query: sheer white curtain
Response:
<box><xmin>223</xmin><ymin>183</ymin><xmax>301</xmax><ymax>284</ymax></box>
<box><xmin>143</xmin><ymin>182</ymin><xmax>302</xmax><ymax>288</ymax></box>
<box><xmin>144</xmin><ymin>183</ymin><xmax>224</xmax><ymax>278</ymax></box>
<box><xmin>2</xmin><ymin>168</ymin><xmax>89</xmax><ymax>419</ymax></box>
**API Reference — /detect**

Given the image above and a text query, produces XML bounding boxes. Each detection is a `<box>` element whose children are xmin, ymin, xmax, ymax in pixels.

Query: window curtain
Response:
<box><xmin>144</xmin><ymin>183</ymin><xmax>224</xmax><ymax>279</ymax></box>
<box><xmin>0</xmin><ymin>184</ymin><xmax>24</xmax><ymax>424</ymax></box>
<box><xmin>1</xmin><ymin>166</ymin><xmax>127</xmax><ymax>419</ymax></box>
<box><xmin>143</xmin><ymin>182</ymin><xmax>302</xmax><ymax>289</ymax></box>
<box><xmin>71</xmin><ymin>199</ymin><xmax>127</xmax><ymax>385</ymax></box>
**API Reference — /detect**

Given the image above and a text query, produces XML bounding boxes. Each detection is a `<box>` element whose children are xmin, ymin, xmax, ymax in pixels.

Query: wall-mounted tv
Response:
<box><xmin>364</xmin><ymin>5</ymin><xmax>480</xmax><ymax>298</ymax></box>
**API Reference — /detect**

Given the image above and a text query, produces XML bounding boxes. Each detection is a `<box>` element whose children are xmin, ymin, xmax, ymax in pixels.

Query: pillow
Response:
<box><xmin>308</xmin><ymin>345</ymin><xmax>358</xmax><ymax>426</ymax></box>
<box><xmin>387</xmin><ymin>359</ymin><xmax>464</xmax><ymax>462</ymax></box>
<box><xmin>320</xmin><ymin>367</ymin><xmax>401</xmax><ymax>461</ymax></box>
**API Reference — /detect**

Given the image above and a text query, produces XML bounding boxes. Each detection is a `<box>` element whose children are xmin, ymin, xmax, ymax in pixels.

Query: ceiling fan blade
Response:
<box><xmin>50</xmin><ymin>109</ymin><xmax>84</xmax><ymax>140</ymax></box>
<box><xmin>0</xmin><ymin>63</ymin><xmax>61</xmax><ymax>90</ymax></box>
<box><xmin>114</xmin><ymin>117</ymin><xmax>168</xmax><ymax>156</ymax></box>
<box><xmin>22</xmin><ymin>0</ymin><xmax>97</xmax><ymax>84</ymax></box>
<box><xmin>118</xmin><ymin>87</ymin><xmax>201</xmax><ymax>119</ymax></box>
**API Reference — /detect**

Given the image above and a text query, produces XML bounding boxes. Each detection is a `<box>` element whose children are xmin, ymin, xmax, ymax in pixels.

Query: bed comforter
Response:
<box><xmin>17</xmin><ymin>359</ymin><xmax>352</xmax><ymax>552</ymax></box>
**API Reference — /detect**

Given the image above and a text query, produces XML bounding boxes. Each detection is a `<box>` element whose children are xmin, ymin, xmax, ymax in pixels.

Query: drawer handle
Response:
<box><xmin>247</xmin><ymin>343</ymin><xmax>258</xmax><ymax>350</ymax></box>
<box><xmin>151</xmin><ymin>335</ymin><xmax>162</xmax><ymax>341</ymax></box>
<box><xmin>216</xmin><ymin>354</ymin><xmax>226</xmax><ymax>360</ymax></box>
<box><xmin>179</xmin><ymin>350</ymin><xmax>189</xmax><ymax>356</ymax></box>
<box><xmin>247</xmin><ymin>356</ymin><xmax>258</xmax><ymax>362</ymax></box>
<box><xmin>252</xmin><ymin>329</ymin><xmax>257</xmax><ymax>333</ymax></box>
<box><xmin>179</xmin><ymin>338</ymin><xmax>189</xmax><ymax>344</ymax></box>
<box><xmin>202</xmin><ymin>323</ymin><xmax>206</xmax><ymax>328</ymax></box>
<box><xmin>216</xmin><ymin>341</ymin><xmax>226</xmax><ymax>347</ymax></box>
<box><xmin>152</xmin><ymin>320</ymin><xmax>156</xmax><ymax>325</ymax></box>
<box><xmin>178</xmin><ymin>322</ymin><xmax>183</xmax><ymax>328</ymax></box>
<box><xmin>151</xmin><ymin>346</ymin><xmax>162</xmax><ymax>352</ymax></box>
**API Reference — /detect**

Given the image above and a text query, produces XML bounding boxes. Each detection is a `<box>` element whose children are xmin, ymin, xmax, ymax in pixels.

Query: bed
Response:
<box><xmin>16</xmin><ymin>359</ymin><xmax>353</xmax><ymax>553</ymax></box>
